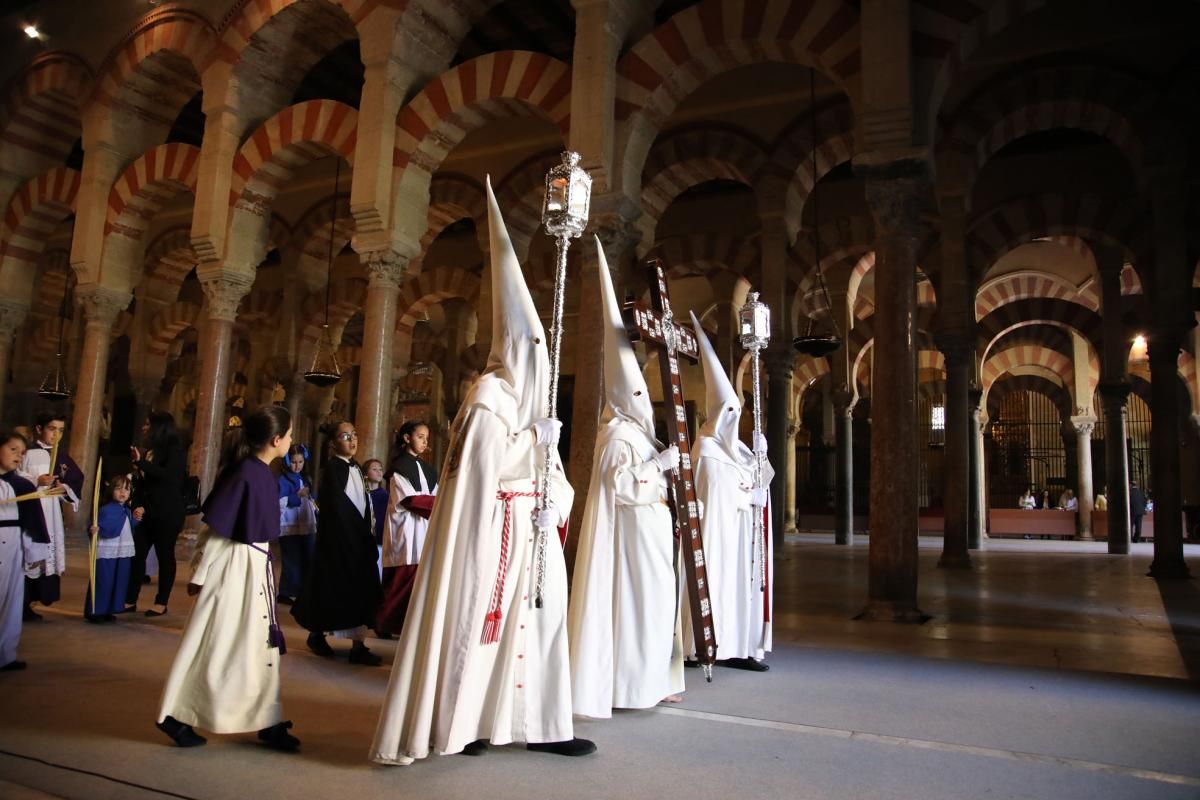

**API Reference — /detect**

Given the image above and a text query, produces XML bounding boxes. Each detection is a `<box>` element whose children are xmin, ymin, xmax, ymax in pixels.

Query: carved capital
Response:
<box><xmin>77</xmin><ymin>286</ymin><xmax>131</xmax><ymax>329</ymax></box>
<box><xmin>934</xmin><ymin>330</ymin><xmax>975</xmax><ymax>365</ymax></box>
<box><xmin>831</xmin><ymin>384</ymin><xmax>856</xmax><ymax>415</ymax></box>
<box><xmin>762</xmin><ymin>345</ymin><xmax>796</xmax><ymax>379</ymax></box>
<box><xmin>1070</xmin><ymin>415</ymin><xmax>1097</xmax><ymax>437</ymax></box>
<box><xmin>0</xmin><ymin>300</ymin><xmax>29</xmax><ymax>337</ymax></box>
<box><xmin>362</xmin><ymin>250</ymin><xmax>407</xmax><ymax>290</ymax></box>
<box><xmin>1097</xmin><ymin>381</ymin><xmax>1132</xmax><ymax>406</ymax></box>
<box><xmin>865</xmin><ymin>176</ymin><xmax>926</xmax><ymax>237</ymax></box>
<box><xmin>200</xmin><ymin>274</ymin><xmax>253</xmax><ymax>322</ymax></box>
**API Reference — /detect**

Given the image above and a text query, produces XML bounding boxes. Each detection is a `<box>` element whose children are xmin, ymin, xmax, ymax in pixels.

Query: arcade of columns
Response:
<box><xmin>0</xmin><ymin>0</ymin><xmax>1197</xmax><ymax>624</ymax></box>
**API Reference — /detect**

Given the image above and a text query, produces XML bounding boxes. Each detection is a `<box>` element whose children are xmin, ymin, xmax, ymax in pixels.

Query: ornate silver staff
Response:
<box><xmin>739</xmin><ymin>292</ymin><xmax>770</xmax><ymax>591</ymax></box>
<box><xmin>534</xmin><ymin>150</ymin><xmax>592</xmax><ymax>607</ymax></box>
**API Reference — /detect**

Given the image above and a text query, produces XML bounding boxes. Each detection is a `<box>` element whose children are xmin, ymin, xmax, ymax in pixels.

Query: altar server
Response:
<box><xmin>568</xmin><ymin>237</ymin><xmax>685</xmax><ymax>717</ymax></box>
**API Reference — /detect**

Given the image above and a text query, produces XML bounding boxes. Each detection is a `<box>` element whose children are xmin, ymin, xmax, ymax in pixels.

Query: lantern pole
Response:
<box><xmin>534</xmin><ymin>151</ymin><xmax>591</xmax><ymax>608</ymax></box>
<box><xmin>740</xmin><ymin>292</ymin><xmax>770</xmax><ymax>590</ymax></box>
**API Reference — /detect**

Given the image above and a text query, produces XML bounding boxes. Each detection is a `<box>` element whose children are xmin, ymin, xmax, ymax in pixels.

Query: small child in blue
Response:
<box><xmin>86</xmin><ymin>474</ymin><xmax>144</xmax><ymax>622</ymax></box>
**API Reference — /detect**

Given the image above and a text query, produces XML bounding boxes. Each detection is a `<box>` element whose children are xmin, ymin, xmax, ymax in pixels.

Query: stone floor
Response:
<box><xmin>0</xmin><ymin>535</ymin><xmax>1197</xmax><ymax>799</ymax></box>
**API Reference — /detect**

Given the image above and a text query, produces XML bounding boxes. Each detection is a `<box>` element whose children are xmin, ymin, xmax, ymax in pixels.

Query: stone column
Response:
<box><xmin>190</xmin><ymin>274</ymin><xmax>252</xmax><ymax>497</ymax></box>
<box><xmin>785</xmin><ymin>419</ymin><xmax>799</xmax><ymax>533</ymax></box>
<box><xmin>1071</xmin><ymin>416</ymin><xmax>1096</xmax><ymax>539</ymax></box>
<box><xmin>0</xmin><ymin>300</ymin><xmax>28</xmax><ymax>423</ymax></box>
<box><xmin>354</xmin><ymin>250</ymin><xmax>407</xmax><ymax>464</ymax></box>
<box><xmin>832</xmin><ymin>387</ymin><xmax>855</xmax><ymax>546</ymax></box>
<box><xmin>1098</xmin><ymin>382</ymin><xmax>1132</xmax><ymax>553</ymax></box>
<box><xmin>968</xmin><ymin>388</ymin><xmax>985</xmax><ymax>549</ymax></box>
<box><xmin>67</xmin><ymin>286</ymin><xmax>130</xmax><ymax>533</ymax></box>
<box><xmin>1147</xmin><ymin>327</ymin><xmax>1190</xmax><ymax>578</ymax></box>
<box><xmin>859</xmin><ymin>166</ymin><xmax>926</xmax><ymax>622</ymax></box>
<box><xmin>764</xmin><ymin>346</ymin><xmax>796</xmax><ymax>550</ymax></box>
<box><xmin>937</xmin><ymin>334</ymin><xmax>972</xmax><ymax>568</ymax></box>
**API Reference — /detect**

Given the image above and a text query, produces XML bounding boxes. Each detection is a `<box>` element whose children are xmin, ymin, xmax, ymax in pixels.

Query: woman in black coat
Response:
<box><xmin>125</xmin><ymin>412</ymin><xmax>188</xmax><ymax>616</ymax></box>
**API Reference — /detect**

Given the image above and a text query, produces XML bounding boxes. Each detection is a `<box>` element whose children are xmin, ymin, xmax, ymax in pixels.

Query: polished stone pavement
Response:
<box><xmin>0</xmin><ymin>536</ymin><xmax>1197</xmax><ymax>799</ymax></box>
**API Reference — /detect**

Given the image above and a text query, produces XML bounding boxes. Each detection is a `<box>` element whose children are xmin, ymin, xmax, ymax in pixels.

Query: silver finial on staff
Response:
<box><xmin>535</xmin><ymin>150</ymin><xmax>592</xmax><ymax>608</ymax></box>
<box><xmin>739</xmin><ymin>292</ymin><xmax>771</xmax><ymax>591</ymax></box>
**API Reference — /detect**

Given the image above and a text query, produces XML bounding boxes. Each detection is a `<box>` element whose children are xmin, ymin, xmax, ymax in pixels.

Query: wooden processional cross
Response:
<box><xmin>623</xmin><ymin>258</ymin><xmax>718</xmax><ymax>678</ymax></box>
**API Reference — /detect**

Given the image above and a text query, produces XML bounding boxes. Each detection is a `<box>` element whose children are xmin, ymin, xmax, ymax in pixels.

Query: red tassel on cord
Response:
<box><xmin>481</xmin><ymin>490</ymin><xmax>536</xmax><ymax>645</ymax></box>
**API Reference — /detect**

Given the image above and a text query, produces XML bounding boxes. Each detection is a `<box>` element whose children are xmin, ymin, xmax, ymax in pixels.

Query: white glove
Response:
<box><xmin>751</xmin><ymin>487</ymin><xmax>769</xmax><ymax>508</ymax></box>
<box><xmin>535</xmin><ymin>505</ymin><xmax>559</xmax><ymax>530</ymax></box>
<box><xmin>531</xmin><ymin>418</ymin><xmax>562</xmax><ymax>447</ymax></box>
<box><xmin>655</xmin><ymin>445</ymin><xmax>680</xmax><ymax>472</ymax></box>
<box><xmin>753</xmin><ymin>432</ymin><xmax>768</xmax><ymax>455</ymax></box>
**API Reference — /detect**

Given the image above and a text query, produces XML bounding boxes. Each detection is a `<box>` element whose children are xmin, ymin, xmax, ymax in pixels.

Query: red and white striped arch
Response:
<box><xmin>393</xmin><ymin>51</ymin><xmax>571</xmax><ymax>176</ymax></box>
<box><xmin>0</xmin><ymin>167</ymin><xmax>81</xmax><ymax>281</ymax></box>
<box><xmin>92</xmin><ymin>8</ymin><xmax>214</xmax><ymax>107</ymax></box>
<box><xmin>975</xmin><ymin>270</ymin><xmax>1094</xmax><ymax>320</ymax></box>
<box><xmin>396</xmin><ymin>267</ymin><xmax>481</xmax><ymax>334</ymax></box>
<box><xmin>615</xmin><ymin>0</ymin><xmax>861</xmax><ymax>196</ymax></box>
<box><xmin>647</xmin><ymin>234</ymin><xmax>761</xmax><ymax>281</ymax></box>
<box><xmin>105</xmin><ymin>143</ymin><xmax>201</xmax><ymax>240</ymax></box>
<box><xmin>141</xmin><ymin>226</ymin><xmax>197</xmax><ymax>301</ymax></box>
<box><xmin>981</xmin><ymin>344</ymin><xmax>1074</xmax><ymax>394</ymax></box>
<box><xmin>291</xmin><ymin>193</ymin><xmax>355</xmax><ymax>286</ymax></box>
<box><xmin>0</xmin><ymin>52</ymin><xmax>91</xmax><ymax>177</ymax></box>
<box><xmin>148</xmin><ymin>301</ymin><xmax>203</xmax><ymax>356</ymax></box>
<box><xmin>770</xmin><ymin>101</ymin><xmax>856</xmax><ymax>239</ymax></box>
<box><xmin>300</xmin><ymin>279</ymin><xmax>367</xmax><ymax>345</ymax></box>
<box><xmin>229</xmin><ymin>100</ymin><xmax>357</xmax><ymax>210</ymax></box>
<box><xmin>495</xmin><ymin>152</ymin><xmax>559</xmax><ymax>249</ymax></box>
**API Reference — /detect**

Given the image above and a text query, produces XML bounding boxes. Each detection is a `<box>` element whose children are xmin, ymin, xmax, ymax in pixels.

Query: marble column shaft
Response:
<box><xmin>937</xmin><ymin>336</ymin><xmax>973</xmax><ymax>568</ymax></box>
<box><xmin>1072</xmin><ymin>417</ymin><xmax>1096</xmax><ymax>540</ymax></box>
<box><xmin>1098</xmin><ymin>383</ymin><xmax>1132</xmax><ymax>554</ymax></box>
<box><xmin>355</xmin><ymin>252</ymin><xmax>406</xmax><ymax>464</ymax></box>
<box><xmin>67</xmin><ymin>287</ymin><xmax>129</xmax><ymax>534</ymax></box>
<box><xmin>784</xmin><ymin>421</ymin><xmax>798</xmax><ymax>533</ymax></box>
<box><xmin>1147</xmin><ymin>329</ymin><xmax>1190</xmax><ymax>578</ymax></box>
<box><xmin>0</xmin><ymin>301</ymin><xmax>28</xmax><ymax>423</ymax></box>
<box><xmin>834</xmin><ymin>399</ymin><xmax>854</xmax><ymax>546</ymax></box>
<box><xmin>861</xmin><ymin>171</ymin><xmax>925</xmax><ymax>622</ymax></box>
<box><xmin>764</xmin><ymin>347</ymin><xmax>796</xmax><ymax>551</ymax></box>
<box><xmin>190</xmin><ymin>275</ymin><xmax>251</xmax><ymax>498</ymax></box>
<box><xmin>968</xmin><ymin>389</ymin><xmax>985</xmax><ymax>550</ymax></box>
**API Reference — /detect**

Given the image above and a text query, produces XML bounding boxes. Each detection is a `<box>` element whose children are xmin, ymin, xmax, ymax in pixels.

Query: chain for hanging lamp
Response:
<box><xmin>39</xmin><ymin>280</ymin><xmax>73</xmax><ymax>399</ymax></box>
<box><xmin>794</xmin><ymin>68</ymin><xmax>842</xmax><ymax>359</ymax></box>
<box><xmin>304</xmin><ymin>157</ymin><xmax>344</xmax><ymax>387</ymax></box>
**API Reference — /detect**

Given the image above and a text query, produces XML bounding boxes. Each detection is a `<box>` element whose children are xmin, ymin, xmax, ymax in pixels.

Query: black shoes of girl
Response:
<box><xmin>462</xmin><ymin>739</ymin><xmax>489</xmax><ymax>756</ymax></box>
<box><xmin>157</xmin><ymin>716</ymin><xmax>207</xmax><ymax>747</ymax></box>
<box><xmin>258</xmin><ymin>720</ymin><xmax>301</xmax><ymax>752</ymax></box>
<box><xmin>527</xmin><ymin>738</ymin><xmax>597</xmax><ymax>757</ymax></box>
<box><xmin>0</xmin><ymin>660</ymin><xmax>26</xmax><ymax>671</ymax></box>
<box><xmin>348</xmin><ymin>641</ymin><xmax>382</xmax><ymax>666</ymax></box>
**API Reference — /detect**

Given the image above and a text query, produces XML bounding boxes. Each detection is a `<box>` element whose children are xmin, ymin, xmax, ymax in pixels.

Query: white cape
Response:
<box><xmin>687</xmin><ymin>437</ymin><xmax>774</xmax><ymax>660</ymax></box>
<box><xmin>568</xmin><ymin>419</ymin><xmax>684</xmax><ymax>718</ymax></box>
<box><xmin>371</xmin><ymin>375</ymin><xmax>575</xmax><ymax>764</ymax></box>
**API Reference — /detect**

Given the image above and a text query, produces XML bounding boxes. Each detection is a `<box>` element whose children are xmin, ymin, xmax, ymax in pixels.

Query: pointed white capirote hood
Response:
<box><xmin>484</xmin><ymin>175</ymin><xmax>549</xmax><ymax>430</ymax></box>
<box><xmin>597</xmin><ymin>235</ymin><xmax>656</xmax><ymax>438</ymax></box>
<box><xmin>691</xmin><ymin>311</ymin><xmax>744</xmax><ymax>459</ymax></box>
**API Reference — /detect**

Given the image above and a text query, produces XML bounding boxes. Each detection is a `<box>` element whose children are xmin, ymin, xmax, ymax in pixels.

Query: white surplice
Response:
<box><xmin>382</xmin><ymin>467</ymin><xmax>436</xmax><ymax>569</ymax></box>
<box><xmin>18</xmin><ymin>445</ymin><xmax>78</xmax><ymax>579</ymax></box>
<box><xmin>371</xmin><ymin>381</ymin><xmax>575</xmax><ymax>764</ymax></box>
<box><xmin>690</xmin><ymin>438</ymin><xmax>774</xmax><ymax>660</ymax></box>
<box><xmin>157</xmin><ymin>531</ymin><xmax>281</xmax><ymax>733</ymax></box>
<box><xmin>0</xmin><ymin>480</ymin><xmax>24</xmax><ymax>665</ymax></box>
<box><xmin>568</xmin><ymin>419</ymin><xmax>684</xmax><ymax>718</ymax></box>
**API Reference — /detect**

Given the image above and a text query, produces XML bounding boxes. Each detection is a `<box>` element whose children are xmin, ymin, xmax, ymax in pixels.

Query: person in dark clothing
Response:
<box><xmin>291</xmin><ymin>421</ymin><xmax>384</xmax><ymax>665</ymax></box>
<box><xmin>126</xmin><ymin>412</ymin><xmax>188</xmax><ymax>616</ymax></box>
<box><xmin>1129</xmin><ymin>481</ymin><xmax>1148</xmax><ymax>543</ymax></box>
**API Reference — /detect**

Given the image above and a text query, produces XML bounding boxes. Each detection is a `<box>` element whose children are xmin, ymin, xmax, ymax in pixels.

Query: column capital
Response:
<box><xmin>1070</xmin><ymin>415</ymin><xmax>1097</xmax><ymax>437</ymax></box>
<box><xmin>589</xmin><ymin>193</ymin><xmax>642</xmax><ymax>254</ymax></box>
<box><xmin>199</xmin><ymin>273</ymin><xmax>253</xmax><ymax>322</ymax></box>
<box><xmin>831</xmin><ymin>384</ymin><xmax>856</xmax><ymax>416</ymax></box>
<box><xmin>76</xmin><ymin>285</ymin><xmax>131</xmax><ymax>329</ymax></box>
<box><xmin>934</xmin><ymin>330</ymin><xmax>975</xmax><ymax>364</ymax></box>
<box><xmin>860</xmin><ymin>160</ymin><xmax>931</xmax><ymax>237</ymax></box>
<box><xmin>762</xmin><ymin>345</ymin><xmax>796</xmax><ymax>379</ymax></box>
<box><xmin>1097</xmin><ymin>381</ymin><xmax>1132</xmax><ymax>404</ymax></box>
<box><xmin>0</xmin><ymin>299</ymin><xmax>29</xmax><ymax>337</ymax></box>
<box><xmin>362</xmin><ymin>249</ymin><xmax>408</xmax><ymax>290</ymax></box>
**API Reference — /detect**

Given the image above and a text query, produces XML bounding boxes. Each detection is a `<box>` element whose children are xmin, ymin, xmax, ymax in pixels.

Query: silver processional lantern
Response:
<box><xmin>739</xmin><ymin>292</ymin><xmax>770</xmax><ymax>592</ymax></box>
<box><xmin>531</xmin><ymin>150</ymin><xmax>592</xmax><ymax>608</ymax></box>
<box><xmin>304</xmin><ymin>158</ymin><xmax>345</xmax><ymax>388</ymax></box>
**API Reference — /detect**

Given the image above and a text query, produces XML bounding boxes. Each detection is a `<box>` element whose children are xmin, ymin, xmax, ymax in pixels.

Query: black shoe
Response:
<box><xmin>683</xmin><ymin>659</ymin><xmax>699</xmax><ymax>669</ymax></box>
<box><xmin>258</xmin><ymin>720</ymin><xmax>300</xmax><ymax>752</ymax></box>
<box><xmin>142</xmin><ymin>575</ymin><xmax>152</xmax><ymax>584</ymax></box>
<box><xmin>719</xmin><ymin>657</ymin><xmax>769</xmax><ymax>672</ymax></box>
<box><xmin>275</xmin><ymin>595</ymin><xmax>295</xmax><ymax>606</ymax></box>
<box><xmin>85</xmin><ymin>614</ymin><xmax>103</xmax><ymax>624</ymax></box>
<box><xmin>22</xmin><ymin>606</ymin><xmax>42</xmax><ymax>622</ymax></box>
<box><xmin>348</xmin><ymin>643</ymin><xmax>382</xmax><ymax>666</ymax></box>
<box><xmin>103</xmin><ymin>614</ymin><xmax>117</xmax><ymax>622</ymax></box>
<box><xmin>374</xmin><ymin>630</ymin><xmax>395</xmax><ymax>640</ymax></box>
<box><xmin>145</xmin><ymin>605</ymin><xmax>168</xmax><ymax>618</ymax></box>
<box><xmin>118</xmin><ymin>604</ymin><xmax>136</xmax><ymax>614</ymax></box>
<box><xmin>461</xmin><ymin>739</ymin><xmax>489</xmax><ymax>756</ymax></box>
<box><xmin>306</xmin><ymin>632</ymin><xmax>335</xmax><ymax>658</ymax></box>
<box><xmin>157</xmin><ymin>716</ymin><xmax>207</xmax><ymax>748</ymax></box>
<box><xmin>527</xmin><ymin>738</ymin><xmax>597</xmax><ymax>757</ymax></box>
<box><xmin>0</xmin><ymin>660</ymin><xmax>27</xmax><ymax>672</ymax></box>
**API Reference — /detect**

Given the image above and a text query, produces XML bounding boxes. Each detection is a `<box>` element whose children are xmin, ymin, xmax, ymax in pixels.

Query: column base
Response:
<box><xmin>1108</xmin><ymin>542</ymin><xmax>1130</xmax><ymax>556</ymax></box>
<box><xmin>854</xmin><ymin>601</ymin><xmax>929</xmax><ymax>624</ymax></box>
<box><xmin>936</xmin><ymin>550</ymin><xmax>972</xmax><ymax>570</ymax></box>
<box><xmin>1076</xmin><ymin>533</ymin><xmax>1094</xmax><ymax>542</ymax></box>
<box><xmin>1147</xmin><ymin>559</ymin><xmax>1192</xmax><ymax>580</ymax></box>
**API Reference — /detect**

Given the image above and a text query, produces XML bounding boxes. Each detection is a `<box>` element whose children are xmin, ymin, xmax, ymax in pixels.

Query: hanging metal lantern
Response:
<box><xmin>304</xmin><ymin>158</ymin><xmax>344</xmax><ymax>387</ymax></box>
<box><xmin>541</xmin><ymin>150</ymin><xmax>592</xmax><ymax>239</ymax></box>
<box><xmin>792</xmin><ymin>68</ymin><xmax>841</xmax><ymax>359</ymax></box>
<box><xmin>38</xmin><ymin>351</ymin><xmax>71</xmax><ymax>400</ymax></box>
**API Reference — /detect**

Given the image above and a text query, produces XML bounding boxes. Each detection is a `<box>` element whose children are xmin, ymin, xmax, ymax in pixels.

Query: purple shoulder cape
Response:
<box><xmin>202</xmin><ymin>458</ymin><xmax>281</xmax><ymax>545</ymax></box>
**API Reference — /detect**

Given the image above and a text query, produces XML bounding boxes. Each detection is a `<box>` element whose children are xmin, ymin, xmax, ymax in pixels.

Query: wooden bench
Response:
<box><xmin>988</xmin><ymin>509</ymin><xmax>1077</xmax><ymax>540</ymax></box>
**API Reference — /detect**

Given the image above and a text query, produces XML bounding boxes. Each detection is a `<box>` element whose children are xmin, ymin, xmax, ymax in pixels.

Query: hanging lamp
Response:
<box><xmin>793</xmin><ymin>68</ymin><xmax>842</xmax><ymax>359</ymax></box>
<box><xmin>304</xmin><ymin>157</ymin><xmax>344</xmax><ymax>387</ymax></box>
<box><xmin>38</xmin><ymin>279</ymin><xmax>73</xmax><ymax>400</ymax></box>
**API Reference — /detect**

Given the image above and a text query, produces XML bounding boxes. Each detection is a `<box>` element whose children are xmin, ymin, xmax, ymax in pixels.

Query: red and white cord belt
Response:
<box><xmin>481</xmin><ymin>489</ymin><xmax>538</xmax><ymax>644</ymax></box>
